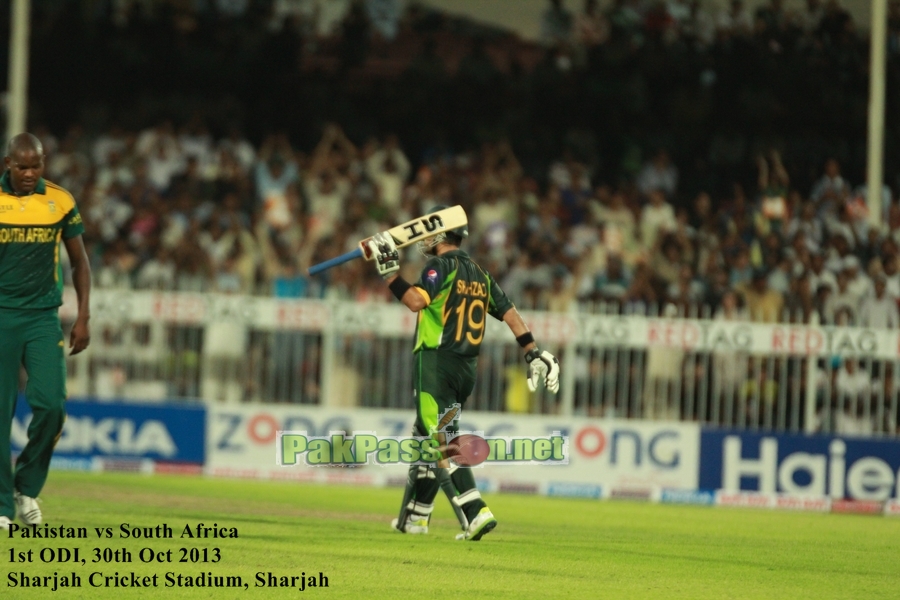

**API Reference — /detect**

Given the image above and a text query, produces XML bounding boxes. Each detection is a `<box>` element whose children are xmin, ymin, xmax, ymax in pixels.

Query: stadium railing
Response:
<box><xmin>59</xmin><ymin>289</ymin><xmax>900</xmax><ymax>438</ymax></box>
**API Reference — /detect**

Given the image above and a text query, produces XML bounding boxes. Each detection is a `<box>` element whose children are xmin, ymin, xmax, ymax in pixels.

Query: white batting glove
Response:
<box><xmin>367</xmin><ymin>232</ymin><xmax>400</xmax><ymax>279</ymax></box>
<box><xmin>525</xmin><ymin>348</ymin><xmax>560</xmax><ymax>394</ymax></box>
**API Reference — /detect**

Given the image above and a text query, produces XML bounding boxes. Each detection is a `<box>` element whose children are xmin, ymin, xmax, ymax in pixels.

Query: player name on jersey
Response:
<box><xmin>456</xmin><ymin>280</ymin><xmax>488</xmax><ymax>297</ymax></box>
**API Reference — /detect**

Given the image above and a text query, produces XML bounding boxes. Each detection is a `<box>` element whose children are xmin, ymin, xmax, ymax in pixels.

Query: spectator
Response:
<box><xmin>834</xmin><ymin>358</ymin><xmax>874</xmax><ymax>435</ymax></box>
<box><xmin>738</xmin><ymin>269</ymin><xmax>784</xmax><ymax>323</ymax></box>
<box><xmin>574</xmin><ymin>0</ymin><xmax>611</xmax><ymax>47</ymax></box>
<box><xmin>807</xmin><ymin>252</ymin><xmax>837</xmax><ymax>294</ymax></box>
<box><xmin>593</xmin><ymin>188</ymin><xmax>638</xmax><ymax>260</ymax></box>
<box><xmin>636</xmin><ymin>150</ymin><xmax>678</xmax><ymax>197</ymax></box>
<box><xmin>640</xmin><ymin>190</ymin><xmax>676</xmax><ymax>250</ymax></box>
<box><xmin>594</xmin><ymin>254</ymin><xmax>631</xmax><ymax>302</ymax></box>
<box><xmin>541</xmin><ymin>0</ymin><xmax>574</xmax><ymax>46</ymax></box>
<box><xmin>712</xmin><ymin>289</ymin><xmax>749</xmax><ymax>411</ymax></box>
<box><xmin>811</xmin><ymin>158</ymin><xmax>851</xmax><ymax>216</ymax></box>
<box><xmin>716</xmin><ymin>0</ymin><xmax>753</xmax><ymax>36</ymax></box>
<box><xmin>787</xmin><ymin>202</ymin><xmax>824</xmax><ymax>249</ymax></box>
<box><xmin>859</xmin><ymin>275</ymin><xmax>900</xmax><ymax>329</ymax></box>
<box><xmin>667</xmin><ymin>264</ymin><xmax>705</xmax><ymax>308</ymax></box>
<box><xmin>842</xmin><ymin>255</ymin><xmax>872</xmax><ymax>301</ymax></box>
<box><xmin>366</xmin><ymin>0</ymin><xmax>402</xmax><ymax>41</ymax></box>
<box><xmin>784</xmin><ymin>269</ymin><xmax>815</xmax><ymax>322</ymax></box>
<box><xmin>884</xmin><ymin>253</ymin><xmax>900</xmax><ymax>298</ymax></box>
<box><xmin>652</xmin><ymin>234</ymin><xmax>687</xmax><ymax>289</ymax></box>
<box><xmin>823</xmin><ymin>271</ymin><xmax>857</xmax><ymax>324</ymax></box>
<box><xmin>135</xmin><ymin>248</ymin><xmax>177</xmax><ymax>290</ymax></box>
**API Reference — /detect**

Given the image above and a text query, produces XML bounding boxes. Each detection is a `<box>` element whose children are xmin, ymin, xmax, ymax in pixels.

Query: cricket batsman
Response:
<box><xmin>367</xmin><ymin>205</ymin><xmax>560</xmax><ymax>541</ymax></box>
<box><xmin>0</xmin><ymin>133</ymin><xmax>92</xmax><ymax>531</ymax></box>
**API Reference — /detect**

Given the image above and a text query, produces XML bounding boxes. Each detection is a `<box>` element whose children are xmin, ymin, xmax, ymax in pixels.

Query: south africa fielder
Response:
<box><xmin>367</xmin><ymin>205</ymin><xmax>560</xmax><ymax>541</ymax></box>
<box><xmin>0</xmin><ymin>134</ymin><xmax>92</xmax><ymax>531</ymax></box>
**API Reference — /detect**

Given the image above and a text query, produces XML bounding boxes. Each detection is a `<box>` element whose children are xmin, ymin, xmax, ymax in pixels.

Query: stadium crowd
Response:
<box><xmin>5</xmin><ymin>0</ymin><xmax>900</xmax><ymax>329</ymax></box>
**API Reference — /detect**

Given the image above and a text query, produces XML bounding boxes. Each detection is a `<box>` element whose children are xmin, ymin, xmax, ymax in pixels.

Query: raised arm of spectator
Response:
<box><xmin>308</xmin><ymin>123</ymin><xmax>342</xmax><ymax>179</ymax></box>
<box><xmin>769</xmin><ymin>150</ymin><xmax>789</xmax><ymax>189</ymax></box>
<box><xmin>497</xmin><ymin>139</ymin><xmax>523</xmax><ymax>182</ymax></box>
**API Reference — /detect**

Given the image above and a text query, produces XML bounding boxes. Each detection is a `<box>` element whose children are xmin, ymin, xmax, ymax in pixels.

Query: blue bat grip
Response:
<box><xmin>308</xmin><ymin>247</ymin><xmax>364</xmax><ymax>276</ymax></box>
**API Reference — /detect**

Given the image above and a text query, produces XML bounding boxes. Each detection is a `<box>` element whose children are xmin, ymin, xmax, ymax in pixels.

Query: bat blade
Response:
<box><xmin>384</xmin><ymin>205</ymin><xmax>468</xmax><ymax>251</ymax></box>
<box><xmin>308</xmin><ymin>205</ymin><xmax>468</xmax><ymax>275</ymax></box>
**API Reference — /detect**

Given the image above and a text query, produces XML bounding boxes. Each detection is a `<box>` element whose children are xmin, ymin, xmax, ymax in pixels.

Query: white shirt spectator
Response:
<box><xmin>136</xmin><ymin>124</ymin><xmax>179</xmax><ymax>159</ymax></box>
<box><xmin>135</xmin><ymin>252</ymin><xmax>177</xmax><ymax>290</ymax></box>
<box><xmin>86</xmin><ymin>188</ymin><xmax>134</xmax><ymax>243</ymax></box>
<box><xmin>92</xmin><ymin>129</ymin><xmax>128</xmax><ymax>165</ymax></box>
<box><xmin>835</xmin><ymin>363</ymin><xmax>871</xmax><ymax>400</ymax></box>
<box><xmin>637</xmin><ymin>154</ymin><xmax>678</xmax><ymax>197</ymax></box>
<box><xmin>305</xmin><ymin>176</ymin><xmax>350</xmax><ymax>240</ymax></box>
<box><xmin>218</xmin><ymin>134</ymin><xmax>256</xmax><ymax>171</ymax></box>
<box><xmin>147</xmin><ymin>146</ymin><xmax>185</xmax><ymax>191</ymax></box>
<box><xmin>859</xmin><ymin>279</ymin><xmax>900</xmax><ymax>328</ymax></box>
<box><xmin>715</xmin><ymin>3</ymin><xmax>753</xmax><ymax>35</ymax></box>
<box><xmin>808</xmin><ymin>266</ymin><xmax>837</xmax><ymax>294</ymax></box>
<box><xmin>640</xmin><ymin>194</ymin><xmax>676</xmax><ymax>249</ymax></box>
<box><xmin>94</xmin><ymin>154</ymin><xmax>135</xmax><ymax>192</ymax></box>
<box><xmin>366</xmin><ymin>0</ymin><xmax>401</xmax><ymax>40</ymax></box>
<box><xmin>366</xmin><ymin>145</ymin><xmax>410</xmax><ymax>183</ymax></box>
<box><xmin>179</xmin><ymin>127</ymin><xmax>214</xmax><ymax>167</ymax></box>
<box><xmin>255</xmin><ymin>159</ymin><xmax>299</xmax><ymax>199</ymax></box>
<box><xmin>812</xmin><ymin>174</ymin><xmax>851</xmax><ymax>201</ymax></box>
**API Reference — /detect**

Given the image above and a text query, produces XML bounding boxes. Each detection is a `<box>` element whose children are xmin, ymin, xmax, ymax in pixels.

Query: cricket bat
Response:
<box><xmin>308</xmin><ymin>205</ymin><xmax>468</xmax><ymax>276</ymax></box>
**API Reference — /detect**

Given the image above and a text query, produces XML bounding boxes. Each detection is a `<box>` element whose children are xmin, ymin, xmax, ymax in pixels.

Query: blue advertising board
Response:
<box><xmin>11</xmin><ymin>397</ymin><xmax>206</xmax><ymax>464</ymax></box>
<box><xmin>699</xmin><ymin>429</ymin><xmax>900</xmax><ymax>501</ymax></box>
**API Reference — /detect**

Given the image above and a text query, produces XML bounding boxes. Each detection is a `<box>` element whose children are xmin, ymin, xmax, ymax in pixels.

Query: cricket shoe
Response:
<box><xmin>455</xmin><ymin>507</ymin><xmax>496</xmax><ymax>541</ymax></box>
<box><xmin>391</xmin><ymin>517</ymin><xmax>428</xmax><ymax>534</ymax></box>
<box><xmin>15</xmin><ymin>492</ymin><xmax>42</xmax><ymax>525</ymax></box>
<box><xmin>0</xmin><ymin>516</ymin><xmax>10</xmax><ymax>531</ymax></box>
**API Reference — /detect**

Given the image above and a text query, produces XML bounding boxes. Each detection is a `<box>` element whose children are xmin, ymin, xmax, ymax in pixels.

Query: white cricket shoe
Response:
<box><xmin>15</xmin><ymin>492</ymin><xmax>42</xmax><ymax>525</ymax></box>
<box><xmin>455</xmin><ymin>507</ymin><xmax>496</xmax><ymax>541</ymax></box>
<box><xmin>0</xmin><ymin>516</ymin><xmax>11</xmax><ymax>531</ymax></box>
<box><xmin>391</xmin><ymin>516</ymin><xmax>428</xmax><ymax>534</ymax></box>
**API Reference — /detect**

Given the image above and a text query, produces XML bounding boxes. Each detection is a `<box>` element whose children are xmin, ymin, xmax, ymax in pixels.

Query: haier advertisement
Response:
<box><xmin>699</xmin><ymin>430</ymin><xmax>900</xmax><ymax>501</ymax></box>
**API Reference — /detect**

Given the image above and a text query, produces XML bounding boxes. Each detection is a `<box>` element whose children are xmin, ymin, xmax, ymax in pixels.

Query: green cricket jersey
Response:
<box><xmin>0</xmin><ymin>171</ymin><xmax>85</xmax><ymax>309</ymax></box>
<box><xmin>412</xmin><ymin>249</ymin><xmax>514</xmax><ymax>356</ymax></box>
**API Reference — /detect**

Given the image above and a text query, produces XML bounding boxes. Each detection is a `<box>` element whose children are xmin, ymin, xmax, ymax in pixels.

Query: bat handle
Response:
<box><xmin>308</xmin><ymin>247</ymin><xmax>364</xmax><ymax>276</ymax></box>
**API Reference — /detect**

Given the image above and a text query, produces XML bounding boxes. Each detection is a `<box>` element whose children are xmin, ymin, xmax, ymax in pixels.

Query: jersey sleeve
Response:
<box><xmin>414</xmin><ymin>257</ymin><xmax>448</xmax><ymax>305</ymax></box>
<box><xmin>62</xmin><ymin>204</ymin><xmax>85</xmax><ymax>239</ymax></box>
<box><xmin>487</xmin><ymin>272</ymin><xmax>514</xmax><ymax>321</ymax></box>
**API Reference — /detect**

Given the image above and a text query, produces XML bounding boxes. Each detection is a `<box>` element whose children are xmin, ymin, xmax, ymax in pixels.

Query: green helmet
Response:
<box><xmin>427</xmin><ymin>204</ymin><xmax>468</xmax><ymax>239</ymax></box>
<box><xmin>418</xmin><ymin>204</ymin><xmax>468</xmax><ymax>256</ymax></box>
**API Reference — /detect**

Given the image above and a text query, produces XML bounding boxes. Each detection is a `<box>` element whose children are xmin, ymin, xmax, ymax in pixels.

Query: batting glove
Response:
<box><xmin>367</xmin><ymin>232</ymin><xmax>400</xmax><ymax>279</ymax></box>
<box><xmin>525</xmin><ymin>348</ymin><xmax>560</xmax><ymax>394</ymax></box>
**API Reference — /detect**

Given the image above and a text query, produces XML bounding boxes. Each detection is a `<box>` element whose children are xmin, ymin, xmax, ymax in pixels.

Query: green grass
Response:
<box><xmin>1</xmin><ymin>472</ymin><xmax>898</xmax><ymax>599</ymax></box>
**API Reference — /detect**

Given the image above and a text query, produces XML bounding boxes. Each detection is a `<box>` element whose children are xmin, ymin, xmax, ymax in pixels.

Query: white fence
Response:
<box><xmin>59</xmin><ymin>289</ymin><xmax>900</xmax><ymax>437</ymax></box>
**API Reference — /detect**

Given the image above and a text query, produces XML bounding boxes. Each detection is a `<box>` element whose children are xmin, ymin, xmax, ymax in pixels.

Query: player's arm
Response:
<box><xmin>488</xmin><ymin>275</ymin><xmax>560</xmax><ymax>394</ymax></box>
<box><xmin>63</xmin><ymin>234</ymin><xmax>92</xmax><ymax>355</ymax></box>
<box><xmin>367</xmin><ymin>232</ymin><xmax>430</xmax><ymax>312</ymax></box>
<box><xmin>384</xmin><ymin>273</ymin><xmax>429</xmax><ymax>312</ymax></box>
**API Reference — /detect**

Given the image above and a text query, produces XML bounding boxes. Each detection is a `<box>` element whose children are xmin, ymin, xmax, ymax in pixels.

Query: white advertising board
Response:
<box><xmin>206</xmin><ymin>405</ymin><xmax>699</xmax><ymax>494</ymax></box>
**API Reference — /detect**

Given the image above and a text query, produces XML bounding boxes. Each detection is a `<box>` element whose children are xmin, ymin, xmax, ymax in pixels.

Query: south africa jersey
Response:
<box><xmin>412</xmin><ymin>249</ymin><xmax>514</xmax><ymax>356</ymax></box>
<box><xmin>0</xmin><ymin>172</ymin><xmax>84</xmax><ymax>309</ymax></box>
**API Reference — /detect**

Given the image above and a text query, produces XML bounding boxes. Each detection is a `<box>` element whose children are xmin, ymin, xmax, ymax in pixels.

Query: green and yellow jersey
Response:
<box><xmin>412</xmin><ymin>249</ymin><xmax>514</xmax><ymax>356</ymax></box>
<box><xmin>0</xmin><ymin>171</ymin><xmax>84</xmax><ymax>309</ymax></box>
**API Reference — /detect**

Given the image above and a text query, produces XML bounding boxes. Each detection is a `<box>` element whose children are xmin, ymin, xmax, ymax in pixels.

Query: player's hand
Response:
<box><xmin>70</xmin><ymin>317</ymin><xmax>91</xmax><ymax>356</ymax></box>
<box><xmin>525</xmin><ymin>348</ymin><xmax>560</xmax><ymax>394</ymax></box>
<box><xmin>367</xmin><ymin>232</ymin><xmax>400</xmax><ymax>279</ymax></box>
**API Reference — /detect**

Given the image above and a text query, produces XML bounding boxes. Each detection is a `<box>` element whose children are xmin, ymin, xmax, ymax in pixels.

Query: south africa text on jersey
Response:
<box><xmin>0</xmin><ymin>227</ymin><xmax>59</xmax><ymax>243</ymax></box>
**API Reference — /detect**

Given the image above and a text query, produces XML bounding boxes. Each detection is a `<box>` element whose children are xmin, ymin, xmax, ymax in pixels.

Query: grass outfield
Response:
<box><xmin>1</xmin><ymin>472</ymin><xmax>898</xmax><ymax>599</ymax></box>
